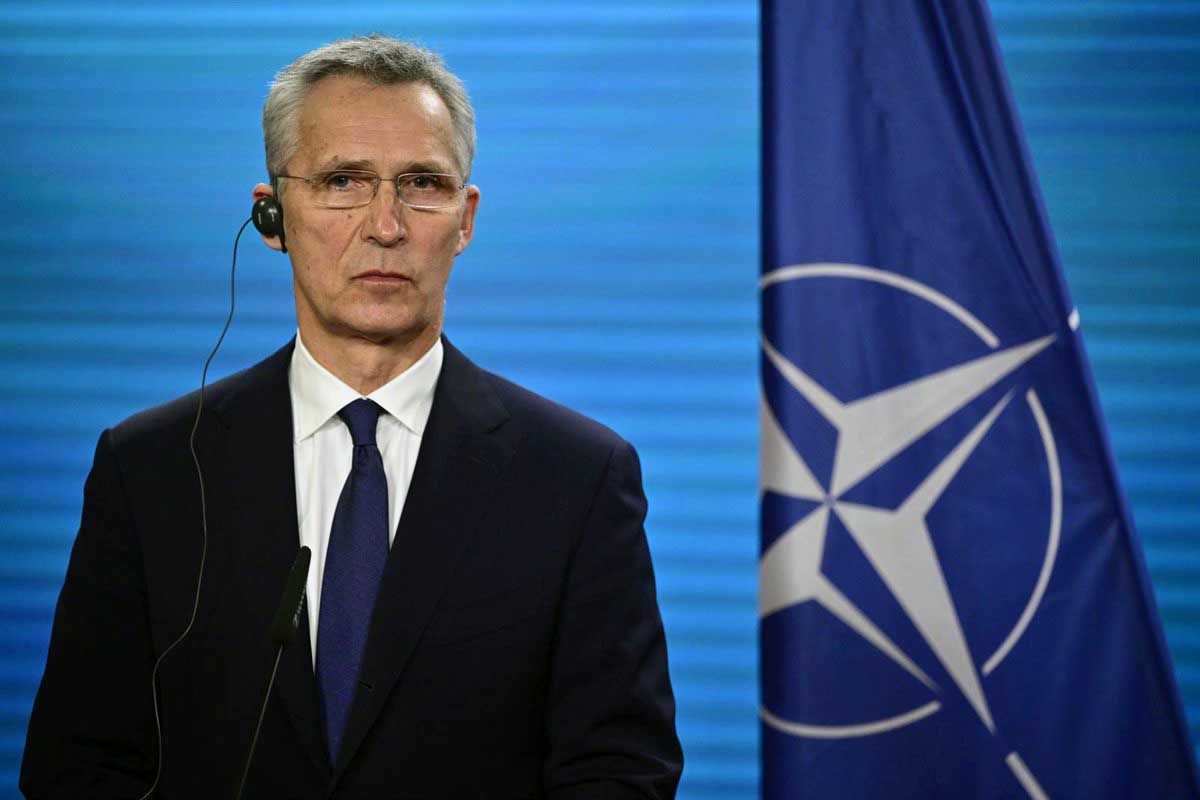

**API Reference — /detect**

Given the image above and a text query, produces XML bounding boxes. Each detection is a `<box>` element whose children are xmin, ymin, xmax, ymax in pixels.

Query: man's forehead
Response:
<box><xmin>293</xmin><ymin>76</ymin><xmax>456</xmax><ymax>170</ymax></box>
<box><xmin>305</xmin><ymin>74</ymin><xmax>442</xmax><ymax>107</ymax></box>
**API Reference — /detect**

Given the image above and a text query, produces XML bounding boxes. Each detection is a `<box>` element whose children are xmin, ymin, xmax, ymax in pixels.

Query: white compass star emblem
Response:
<box><xmin>760</xmin><ymin>264</ymin><xmax>1064</xmax><ymax>799</ymax></box>
<box><xmin>761</xmin><ymin>332</ymin><xmax>1052</xmax><ymax>730</ymax></box>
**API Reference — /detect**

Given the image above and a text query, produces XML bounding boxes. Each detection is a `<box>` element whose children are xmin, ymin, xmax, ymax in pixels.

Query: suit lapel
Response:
<box><xmin>216</xmin><ymin>340</ymin><xmax>330</xmax><ymax>779</ymax></box>
<box><xmin>332</xmin><ymin>339</ymin><xmax>513</xmax><ymax>779</ymax></box>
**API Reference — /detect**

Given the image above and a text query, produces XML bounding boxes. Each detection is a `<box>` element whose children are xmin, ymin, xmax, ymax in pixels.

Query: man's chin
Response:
<box><xmin>338</xmin><ymin>318</ymin><xmax>438</xmax><ymax>348</ymax></box>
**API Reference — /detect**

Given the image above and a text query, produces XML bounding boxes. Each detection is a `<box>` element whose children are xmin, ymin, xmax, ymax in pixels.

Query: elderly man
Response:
<box><xmin>22</xmin><ymin>34</ymin><xmax>682</xmax><ymax>799</ymax></box>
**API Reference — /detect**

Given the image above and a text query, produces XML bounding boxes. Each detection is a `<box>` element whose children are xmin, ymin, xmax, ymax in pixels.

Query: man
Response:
<box><xmin>22</xmin><ymin>34</ymin><xmax>682</xmax><ymax>799</ymax></box>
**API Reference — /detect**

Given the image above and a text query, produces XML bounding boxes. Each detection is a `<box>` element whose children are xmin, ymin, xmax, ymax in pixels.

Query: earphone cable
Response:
<box><xmin>138</xmin><ymin>217</ymin><xmax>249</xmax><ymax>800</ymax></box>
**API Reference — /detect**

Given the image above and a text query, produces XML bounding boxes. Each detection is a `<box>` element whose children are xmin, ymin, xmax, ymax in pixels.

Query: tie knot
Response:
<box><xmin>338</xmin><ymin>399</ymin><xmax>382</xmax><ymax>446</ymax></box>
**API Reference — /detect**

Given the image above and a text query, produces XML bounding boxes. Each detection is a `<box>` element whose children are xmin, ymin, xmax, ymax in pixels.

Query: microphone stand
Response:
<box><xmin>235</xmin><ymin>546</ymin><xmax>311</xmax><ymax>800</ymax></box>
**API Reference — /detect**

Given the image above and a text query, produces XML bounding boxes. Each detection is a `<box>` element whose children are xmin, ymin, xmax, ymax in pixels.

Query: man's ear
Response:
<box><xmin>252</xmin><ymin>183</ymin><xmax>287</xmax><ymax>253</ymax></box>
<box><xmin>454</xmin><ymin>185</ymin><xmax>481</xmax><ymax>256</ymax></box>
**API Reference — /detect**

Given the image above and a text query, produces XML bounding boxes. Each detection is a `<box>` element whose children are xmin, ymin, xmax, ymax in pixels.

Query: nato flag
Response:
<box><xmin>759</xmin><ymin>1</ymin><xmax>1200</xmax><ymax>797</ymax></box>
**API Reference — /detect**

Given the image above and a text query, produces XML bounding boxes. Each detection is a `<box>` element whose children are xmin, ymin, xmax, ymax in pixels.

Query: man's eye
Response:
<box><xmin>406</xmin><ymin>174</ymin><xmax>443</xmax><ymax>191</ymax></box>
<box><xmin>322</xmin><ymin>172</ymin><xmax>368</xmax><ymax>191</ymax></box>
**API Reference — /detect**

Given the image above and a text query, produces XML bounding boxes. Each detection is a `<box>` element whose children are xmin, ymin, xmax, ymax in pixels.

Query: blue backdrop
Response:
<box><xmin>0</xmin><ymin>2</ymin><xmax>1196</xmax><ymax>797</ymax></box>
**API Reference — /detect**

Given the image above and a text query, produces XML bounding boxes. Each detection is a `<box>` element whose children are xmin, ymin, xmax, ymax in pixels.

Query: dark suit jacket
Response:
<box><xmin>21</xmin><ymin>338</ymin><xmax>682</xmax><ymax>799</ymax></box>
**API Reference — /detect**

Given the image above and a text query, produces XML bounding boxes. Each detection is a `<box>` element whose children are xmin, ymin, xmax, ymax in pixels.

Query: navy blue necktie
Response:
<box><xmin>316</xmin><ymin>399</ymin><xmax>389</xmax><ymax>764</ymax></box>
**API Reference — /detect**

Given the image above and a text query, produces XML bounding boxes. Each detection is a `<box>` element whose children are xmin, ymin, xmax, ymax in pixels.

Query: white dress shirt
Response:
<box><xmin>289</xmin><ymin>332</ymin><xmax>443</xmax><ymax>664</ymax></box>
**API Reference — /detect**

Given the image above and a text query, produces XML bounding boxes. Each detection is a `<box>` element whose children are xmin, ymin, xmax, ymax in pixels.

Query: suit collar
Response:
<box><xmin>428</xmin><ymin>335</ymin><xmax>509</xmax><ymax>434</ymax></box>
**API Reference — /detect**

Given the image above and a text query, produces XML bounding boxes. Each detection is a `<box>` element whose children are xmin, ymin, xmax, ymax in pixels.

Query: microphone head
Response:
<box><xmin>269</xmin><ymin>546</ymin><xmax>311</xmax><ymax>647</ymax></box>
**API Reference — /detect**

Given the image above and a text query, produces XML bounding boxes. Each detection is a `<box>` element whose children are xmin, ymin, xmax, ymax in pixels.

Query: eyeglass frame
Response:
<box><xmin>273</xmin><ymin>170</ymin><xmax>469</xmax><ymax>210</ymax></box>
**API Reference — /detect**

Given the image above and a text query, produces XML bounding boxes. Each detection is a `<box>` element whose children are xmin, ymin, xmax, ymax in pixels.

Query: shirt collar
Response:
<box><xmin>289</xmin><ymin>332</ymin><xmax>444</xmax><ymax>443</ymax></box>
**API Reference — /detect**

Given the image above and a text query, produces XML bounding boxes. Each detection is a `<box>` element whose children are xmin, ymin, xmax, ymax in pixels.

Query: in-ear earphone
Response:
<box><xmin>251</xmin><ymin>196</ymin><xmax>287</xmax><ymax>253</ymax></box>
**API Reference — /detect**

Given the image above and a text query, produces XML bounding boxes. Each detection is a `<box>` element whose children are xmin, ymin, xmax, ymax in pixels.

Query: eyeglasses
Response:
<box><xmin>275</xmin><ymin>170</ymin><xmax>466</xmax><ymax>210</ymax></box>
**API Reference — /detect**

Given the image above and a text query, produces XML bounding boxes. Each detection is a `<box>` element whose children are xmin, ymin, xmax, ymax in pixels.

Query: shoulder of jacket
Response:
<box><xmin>107</xmin><ymin>340</ymin><xmax>291</xmax><ymax>453</ymax></box>
<box><xmin>480</xmin><ymin>368</ymin><xmax>632</xmax><ymax>459</ymax></box>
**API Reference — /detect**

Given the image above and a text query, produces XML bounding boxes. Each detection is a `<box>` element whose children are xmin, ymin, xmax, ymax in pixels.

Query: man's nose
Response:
<box><xmin>362</xmin><ymin>180</ymin><xmax>406</xmax><ymax>246</ymax></box>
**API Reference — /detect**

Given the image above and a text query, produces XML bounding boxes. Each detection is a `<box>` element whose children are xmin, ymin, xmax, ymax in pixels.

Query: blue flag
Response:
<box><xmin>759</xmin><ymin>2</ymin><xmax>1199</xmax><ymax>798</ymax></box>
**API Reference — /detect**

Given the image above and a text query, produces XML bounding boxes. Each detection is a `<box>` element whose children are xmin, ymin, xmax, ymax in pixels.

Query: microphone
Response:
<box><xmin>270</xmin><ymin>546</ymin><xmax>312</xmax><ymax>646</ymax></box>
<box><xmin>235</xmin><ymin>546</ymin><xmax>311</xmax><ymax>800</ymax></box>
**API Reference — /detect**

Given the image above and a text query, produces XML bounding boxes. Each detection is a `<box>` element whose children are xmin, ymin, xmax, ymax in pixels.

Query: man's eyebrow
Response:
<box><xmin>400</xmin><ymin>160</ymin><xmax>457</xmax><ymax>175</ymax></box>
<box><xmin>313</xmin><ymin>158</ymin><xmax>375</xmax><ymax>173</ymax></box>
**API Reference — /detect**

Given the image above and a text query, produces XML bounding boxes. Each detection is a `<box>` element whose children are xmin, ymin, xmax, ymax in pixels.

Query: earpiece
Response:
<box><xmin>251</xmin><ymin>196</ymin><xmax>288</xmax><ymax>253</ymax></box>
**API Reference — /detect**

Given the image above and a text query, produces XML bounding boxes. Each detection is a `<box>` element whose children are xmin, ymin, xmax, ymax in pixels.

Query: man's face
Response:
<box><xmin>257</xmin><ymin>76</ymin><xmax>479</xmax><ymax>351</ymax></box>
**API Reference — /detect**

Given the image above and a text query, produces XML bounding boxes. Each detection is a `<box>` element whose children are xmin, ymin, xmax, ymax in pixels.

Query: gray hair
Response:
<box><xmin>263</xmin><ymin>34</ymin><xmax>475</xmax><ymax>183</ymax></box>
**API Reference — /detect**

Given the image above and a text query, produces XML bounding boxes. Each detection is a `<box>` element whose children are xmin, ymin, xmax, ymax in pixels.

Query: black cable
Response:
<box><xmin>138</xmin><ymin>217</ymin><xmax>250</xmax><ymax>800</ymax></box>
